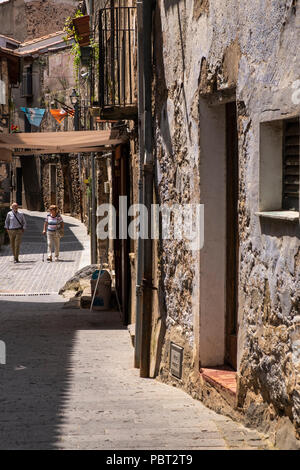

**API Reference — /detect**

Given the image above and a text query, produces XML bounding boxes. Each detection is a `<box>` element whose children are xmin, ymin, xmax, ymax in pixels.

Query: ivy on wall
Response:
<box><xmin>63</xmin><ymin>8</ymin><xmax>84</xmax><ymax>83</ymax></box>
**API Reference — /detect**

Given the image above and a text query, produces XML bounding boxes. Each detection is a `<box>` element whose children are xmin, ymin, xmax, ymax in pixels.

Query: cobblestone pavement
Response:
<box><xmin>0</xmin><ymin>210</ymin><xmax>90</xmax><ymax>294</ymax></box>
<box><xmin>0</xmin><ymin>212</ymin><xmax>272</xmax><ymax>450</ymax></box>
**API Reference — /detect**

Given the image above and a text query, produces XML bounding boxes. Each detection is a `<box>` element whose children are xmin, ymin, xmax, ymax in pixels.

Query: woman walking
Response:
<box><xmin>43</xmin><ymin>205</ymin><xmax>64</xmax><ymax>262</ymax></box>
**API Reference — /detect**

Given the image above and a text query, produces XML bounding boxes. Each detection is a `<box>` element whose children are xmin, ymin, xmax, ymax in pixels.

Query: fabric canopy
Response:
<box><xmin>0</xmin><ymin>130</ymin><xmax>127</xmax><ymax>160</ymax></box>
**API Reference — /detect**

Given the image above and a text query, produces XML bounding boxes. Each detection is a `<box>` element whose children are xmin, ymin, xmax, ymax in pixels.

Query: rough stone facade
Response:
<box><xmin>9</xmin><ymin>37</ymin><xmax>83</xmax><ymax>215</ymax></box>
<box><xmin>0</xmin><ymin>55</ymin><xmax>13</xmax><ymax>207</ymax></box>
<box><xmin>0</xmin><ymin>0</ymin><xmax>77</xmax><ymax>42</ymax></box>
<box><xmin>151</xmin><ymin>0</ymin><xmax>300</xmax><ymax>445</ymax></box>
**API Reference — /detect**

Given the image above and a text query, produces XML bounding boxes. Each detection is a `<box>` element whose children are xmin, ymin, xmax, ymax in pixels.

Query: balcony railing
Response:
<box><xmin>98</xmin><ymin>6</ymin><xmax>137</xmax><ymax>117</ymax></box>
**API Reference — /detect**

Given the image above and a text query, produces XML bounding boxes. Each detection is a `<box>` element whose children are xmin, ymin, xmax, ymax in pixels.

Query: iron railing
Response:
<box><xmin>99</xmin><ymin>6</ymin><xmax>136</xmax><ymax>109</ymax></box>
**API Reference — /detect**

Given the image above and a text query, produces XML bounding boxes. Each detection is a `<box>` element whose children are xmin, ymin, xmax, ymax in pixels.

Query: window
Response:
<box><xmin>259</xmin><ymin>117</ymin><xmax>300</xmax><ymax>217</ymax></box>
<box><xmin>21</xmin><ymin>66</ymin><xmax>33</xmax><ymax>97</ymax></box>
<box><xmin>282</xmin><ymin>118</ymin><xmax>299</xmax><ymax>211</ymax></box>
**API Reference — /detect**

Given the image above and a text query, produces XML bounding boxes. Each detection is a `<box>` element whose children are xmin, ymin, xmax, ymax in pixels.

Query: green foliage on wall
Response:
<box><xmin>63</xmin><ymin>8</ymin><xmax>84</xmax><ymax>82</ymax></box>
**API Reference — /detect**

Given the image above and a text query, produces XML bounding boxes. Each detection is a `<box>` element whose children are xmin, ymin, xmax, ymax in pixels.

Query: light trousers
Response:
<box><xmin>47</xmin><ymin>231</ymin><xmax>60</xmax><ymax>258</ymax></box>
<box><xmin>8</xmin><ymin>229</ymin><xmax>23</xmax><ymax>260</ymax></box>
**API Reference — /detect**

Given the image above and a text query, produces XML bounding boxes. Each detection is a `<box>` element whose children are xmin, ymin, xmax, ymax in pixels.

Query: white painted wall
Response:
<box><xmin>259</xmin><ymin>120</ymin><xmax>283</xmax><ymax>211</ymax></box>
<box><xmin>199</xmin><ymin>99</ymin><xmax>226</xmax><ymax>366</ymax></box>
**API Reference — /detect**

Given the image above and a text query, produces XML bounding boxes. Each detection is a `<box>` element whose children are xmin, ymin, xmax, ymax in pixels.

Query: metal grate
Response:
<box><xmin>99</xmin><ymin>6</ymin><xmax>136</xmax><ymax>109</ymax></box>
<box><xmin>283</xmin><ymin>118</ymin><xmax>299</xmax><ymax>211</ymax></box>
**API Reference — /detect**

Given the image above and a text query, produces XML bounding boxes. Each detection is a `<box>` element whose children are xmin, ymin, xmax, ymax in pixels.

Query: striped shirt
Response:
<box><xmin>45</xmin><ymin>213</ymin><xmax>63</xmax><ymax>232</ymax></box>
<box><xmin>5</xmin><ymin>211</ymin><xmax>27</xmax><ymax>230</ymax></box>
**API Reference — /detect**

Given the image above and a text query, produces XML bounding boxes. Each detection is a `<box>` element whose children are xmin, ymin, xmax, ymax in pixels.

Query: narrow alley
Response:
<box><xmin>0</xmin><ymin>211</ymin><xmax>270</xmax><ymax>450</ymax></box>
<box><xmin>1</xmin><ymin>0</ymin><xmax>299</xmax><ymax>452</ymax></box>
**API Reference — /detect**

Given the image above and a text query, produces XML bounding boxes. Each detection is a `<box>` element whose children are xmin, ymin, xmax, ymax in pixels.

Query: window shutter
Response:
<box><xmin>283</xmin><ymin>118</ymin><xmax>299</xmax><ymax>211</ymax></box>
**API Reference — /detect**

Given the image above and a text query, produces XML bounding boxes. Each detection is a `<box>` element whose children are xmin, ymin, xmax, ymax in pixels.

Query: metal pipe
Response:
<box><xmin>140</xmin><ymin>0</ymin><xmax>155</xmax><ymax>379</ymax></box>
<box><xmin>136</xmin><ymin>0</ymin><xmax>155</xmax><ymax>378</ymax></box>
<box><xmin>134</xmin><ymin>0</ymin><xmax>145</xmax><ymax>369</ymax></box>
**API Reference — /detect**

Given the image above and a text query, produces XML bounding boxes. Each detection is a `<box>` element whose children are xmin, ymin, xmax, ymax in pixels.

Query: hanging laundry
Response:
<box><xmin>21</xmin><ymin>107</ymin><xmax>45</xmax><ymax>127</ymax></box>
<box><xmin>50</xmin><ymin>109</ymin><xmax>70</xmax><ymax>124</ymax></box>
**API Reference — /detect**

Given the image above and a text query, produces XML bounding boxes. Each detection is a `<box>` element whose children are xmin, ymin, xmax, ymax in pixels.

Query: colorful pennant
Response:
<box><xmin>50</xmin><ymin>109</ymin><xmax>71</xmax><ymax>124</ymax></box>
<box><xmin>21</xmin><ymin>107</ymin><xmax>45</xmax><ymax>127</ymax></box>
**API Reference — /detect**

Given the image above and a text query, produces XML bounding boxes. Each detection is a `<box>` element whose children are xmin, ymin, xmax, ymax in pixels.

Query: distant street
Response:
<box><xmin>0</xmin><ymin>210</ymin><xmax>90</xmax><ymax>294</ymax></box>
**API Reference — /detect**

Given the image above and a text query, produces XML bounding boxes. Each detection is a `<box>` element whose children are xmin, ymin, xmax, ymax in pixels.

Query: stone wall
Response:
<box><xmin>10</xmin><ymin>42</ymin><xmax>82</xmax><ymax>215</ymax></box>
<box><xmin>0</xmin><ymin>0</ymin><xmax>78</xmax><ymax>42</ymax></box>
<box><xmin>41</xmin><ymin>155</ymin><xmax>81</xmax><ymax>215</ymax></box>
<box><xmin>153</xmin><ymin>0</ymin><xmax>300</xmax><ymax>442</ymax></box>
<box><xmin>0</xmin><ymin>56</ymin><xmax>11</xmax><ymax>206</ymax></box>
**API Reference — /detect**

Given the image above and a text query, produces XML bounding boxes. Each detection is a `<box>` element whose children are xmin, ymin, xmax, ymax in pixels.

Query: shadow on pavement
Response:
<box><xmin>0</xmin><ymin>299</ymin><xmax>124</xmax><ymax>450</ymax></box>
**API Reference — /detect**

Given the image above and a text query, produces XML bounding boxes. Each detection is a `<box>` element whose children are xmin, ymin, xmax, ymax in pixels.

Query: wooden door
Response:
<box><xmin>113</xmin><ymin>144</ymin><xmax>130</xmax><ymax>325</ymax></box>
<box><xmin>225</xmin><ymin>102</ymin><xmax>239</xmax><ymax>370</ymax></box>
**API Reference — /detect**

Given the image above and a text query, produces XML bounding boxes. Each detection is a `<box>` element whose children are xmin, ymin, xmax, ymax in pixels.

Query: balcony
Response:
<box><xmin>91</xmin><ymin>6</ymin><xmax>137</xmax><ymax>121</ymax></box>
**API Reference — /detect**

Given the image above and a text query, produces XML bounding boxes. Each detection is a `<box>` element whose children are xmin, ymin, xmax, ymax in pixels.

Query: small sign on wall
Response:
<box><xmin>170</xmin><ymin>342</ymin><xmax>183</xmax><ymax>379</ymax></box>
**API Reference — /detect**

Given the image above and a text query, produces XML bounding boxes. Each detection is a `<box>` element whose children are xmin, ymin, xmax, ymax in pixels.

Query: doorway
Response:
<box><xmin>199</xmin><ymin>98</ymin><xmax>239</xmax><ymax>370</ymax></box>
<box><xmin>50</xmin><ymin>164</ymin><xmax>57</xmax><ymax>205</ymax></box>
<box><xmin>225</xmin><ymin>102</ymin><xmax>239</xmax><ymax>370</ymax></box>
<box><xmin>16</xmin><ymin>167</ymin><xmax>22</xmax><ymax>206</ymax></box>
<box><xmin>112</xmin><ymin>144</ymin><xmax>131</xmax><ymax>325</ymax></box>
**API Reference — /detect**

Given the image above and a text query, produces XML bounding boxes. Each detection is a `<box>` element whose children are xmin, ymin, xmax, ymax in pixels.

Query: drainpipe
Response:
<box><xmin>134</xmin><ymin>0</ymin><xmax>145</xmax><ymax>369</ymax></box>
<box><xmin>88</xmin><ymin>0</ymin><xmax>93</xmax><ymax>16</ymax></box>
<box><xmin>139</xmin><ymin>0</ymin><xmax>155</xmax><ymax>378</ymax></box>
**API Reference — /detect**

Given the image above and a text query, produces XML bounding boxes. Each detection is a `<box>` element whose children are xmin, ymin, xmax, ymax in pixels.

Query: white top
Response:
<box><xmin>4</xmin><ymin>211</ymin><xmax>27</xmax><ymax>230</ymax></box>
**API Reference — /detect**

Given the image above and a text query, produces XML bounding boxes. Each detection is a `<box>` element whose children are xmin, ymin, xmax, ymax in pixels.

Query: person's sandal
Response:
<box><xmin>47</xmin><ymin>257</ymin><xmax>52</xmax><ymax>262</ymax></box>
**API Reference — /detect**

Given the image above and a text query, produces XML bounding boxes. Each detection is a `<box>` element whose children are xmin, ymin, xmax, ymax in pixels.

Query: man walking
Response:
<box><xmin>4</xmin><ymin>203</ymin><xmax>26</xmax><ymax>263</ymax></box>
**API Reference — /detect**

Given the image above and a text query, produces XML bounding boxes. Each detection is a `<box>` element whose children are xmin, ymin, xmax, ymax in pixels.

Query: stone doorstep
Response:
<box><xmin>200</xmin><ymin>366</ymin><xmax>237</xmax><ymax>407</ymax></box>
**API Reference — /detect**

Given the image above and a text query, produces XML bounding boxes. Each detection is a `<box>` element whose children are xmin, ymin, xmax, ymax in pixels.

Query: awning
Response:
<box><xmin>0</xmin><ymin>130</ymin><xmax>127</xmax><ymax>162</ymax></box>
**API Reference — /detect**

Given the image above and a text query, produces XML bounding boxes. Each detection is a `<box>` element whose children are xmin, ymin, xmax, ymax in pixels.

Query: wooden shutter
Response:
<box><xmin>283</xmin><ymin>118</ymin><xmax>299</xmax><ymax>211</ymax></box>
